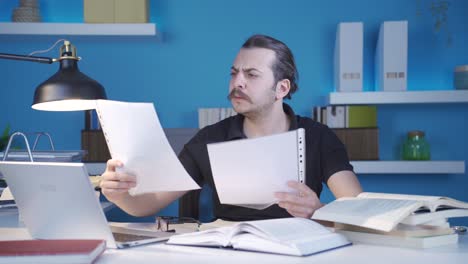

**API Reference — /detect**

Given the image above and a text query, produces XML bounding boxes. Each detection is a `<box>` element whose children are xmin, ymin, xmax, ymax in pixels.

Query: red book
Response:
<box><xmin>0</xmin><ymin>239</ymin><xmax>106</xmax><ymax>264</ymax></box>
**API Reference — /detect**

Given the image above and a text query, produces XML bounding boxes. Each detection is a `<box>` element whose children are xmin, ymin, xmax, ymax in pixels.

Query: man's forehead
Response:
<box><xmin>232</xmin><ymin>47</ymin><xmax>275</xmax><ymax>71</ymax></box>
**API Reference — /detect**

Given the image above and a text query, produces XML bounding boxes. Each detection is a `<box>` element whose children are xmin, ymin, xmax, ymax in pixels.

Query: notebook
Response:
<box><xmin>0</xmin><ymin>161</ymin><xmax>173</xmax><ymax>249</ymax></box>
<box><xmin>207</xmin><ymin>128</ymin><xmax>306</xmax><ymax>209</ymax></box>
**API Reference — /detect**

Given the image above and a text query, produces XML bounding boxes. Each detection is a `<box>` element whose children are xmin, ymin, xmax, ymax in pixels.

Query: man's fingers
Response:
<box><xmin>275</xmin><ymin>192</ymin><xmax>302</xmax><ymax>204</ymax></box>
<box><xmin>101</xmin><ymin>171</ymin><xmax>136</xmax><ymax>182</ymax></box>
<box><xmin>287</xmin><ymin>181</ymin><xmax>316</xmax><ymax>197</ymax></box>
<box><xmin>106</xmin><ymin>159</ymin><xmax>123</xmax><ymax>172</ymax></box>
<box><xmin>100</xmin><ymin>179</ymin><xmax>136</xmax><ymax>190</ymax></box>
<box><xmin>278</xmin><ymin>202</ymin><xmax>314</xmax><ymax>217</ymax></box>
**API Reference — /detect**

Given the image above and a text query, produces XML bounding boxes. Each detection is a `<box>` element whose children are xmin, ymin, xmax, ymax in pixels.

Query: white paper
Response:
<box><xmin>95</xmin><ymin>100</ymin><xmax>200</xmax><ymax>195</ymax></box>
<box><xmin>207</xmin><ymin>129</ymin><xmax>304</xmax><ymax>209</ymax></box>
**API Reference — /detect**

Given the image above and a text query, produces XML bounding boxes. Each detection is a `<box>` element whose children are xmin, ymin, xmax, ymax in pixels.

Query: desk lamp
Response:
<box><xmin>0</xmin><ymin>40</ymin><xmax>106</xmax><ymax>111</ymax></box>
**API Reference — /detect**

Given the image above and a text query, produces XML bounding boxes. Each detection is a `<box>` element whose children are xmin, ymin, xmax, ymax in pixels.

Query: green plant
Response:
<box><xmin>417</xmin><ymin>0</ymin><xmax>452</xmax><ymax>47</ymax></box>
<box><xmin>0</xmin><ymin>124</ymin><xmax>11</xmax><ymax>151</ymax></box>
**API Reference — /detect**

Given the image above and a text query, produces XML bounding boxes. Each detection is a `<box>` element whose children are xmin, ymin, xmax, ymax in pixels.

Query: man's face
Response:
<box><xmin>229</xmin><ymin>48</ymin><xmax>277</xmax><ymax>116</ymax></box>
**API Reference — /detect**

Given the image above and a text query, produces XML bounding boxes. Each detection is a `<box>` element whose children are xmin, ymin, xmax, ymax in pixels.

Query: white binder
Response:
<box><xmin>334</xmin><ymin>22</ymin><xmax>363</xmax><ymax>92</ymax></box>
<box><xmin>375</xmin><ymin>20</ymin><xmax>408</xmax><ymax>91</ymax></box>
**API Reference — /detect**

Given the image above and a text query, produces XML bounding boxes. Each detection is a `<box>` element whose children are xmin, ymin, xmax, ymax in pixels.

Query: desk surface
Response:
<box><xmin>1</xmin><ymin>211</ymin><xmax>467</xmax><ymax>264</ymax></box>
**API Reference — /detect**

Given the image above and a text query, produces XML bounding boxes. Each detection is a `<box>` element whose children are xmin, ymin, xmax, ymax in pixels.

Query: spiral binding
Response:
<box><xmin>297</xmin><ymin>128</ymin><xmax>306</xmax><ymax>184</ymax></box>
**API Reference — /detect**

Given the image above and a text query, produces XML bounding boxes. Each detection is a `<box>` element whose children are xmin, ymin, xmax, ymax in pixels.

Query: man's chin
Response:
<box><xmin>231</xmin><ymin>103</ymin><xmax>249</xmax><ymax>115</ymax></box>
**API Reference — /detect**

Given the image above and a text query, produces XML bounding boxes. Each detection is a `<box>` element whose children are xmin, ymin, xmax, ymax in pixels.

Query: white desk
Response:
<box><xmin>1</xmin><ymin>211</ymin><xmax>467</xmax><ymax>264</ymax></box>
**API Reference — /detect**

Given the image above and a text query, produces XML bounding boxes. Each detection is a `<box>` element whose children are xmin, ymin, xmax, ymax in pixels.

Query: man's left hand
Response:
<box><xmin>275</xmin><ymin>181</ymin><xmax>323</xmax><ymax>218</ymax></box>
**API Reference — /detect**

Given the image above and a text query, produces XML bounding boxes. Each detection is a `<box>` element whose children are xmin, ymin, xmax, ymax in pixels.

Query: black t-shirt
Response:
<box><xmin>178</xmin><ymin>104</ymin><xmax>353</xmax><ymax>221</ymax></box>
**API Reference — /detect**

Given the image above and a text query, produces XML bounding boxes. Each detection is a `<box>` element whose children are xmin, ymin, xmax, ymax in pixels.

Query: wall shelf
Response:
<box><xmin>328</xmin><ymin>90</ymin><xmax>468</xmax><ymax>105</ymax></box>
<box><xmin>85</xmin><ymin>160</ymin><xmax>465</xmax><ymax>176</ymax></box>
<box><xmin>0</xmin><ymin>22</ymin><xmax>156</xmax><ymax>36</ymax></box>
<box><xmin>350</xmin><ymin>161</ymin><xmax>465</xmax><ymax>174</ymax></box>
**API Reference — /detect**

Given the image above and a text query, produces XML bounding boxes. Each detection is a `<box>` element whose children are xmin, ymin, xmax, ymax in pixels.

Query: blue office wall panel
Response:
<box><xmin>0</xmin><ymin>0</ymin><xmax>467</xmax><ymax>223</ymax></box>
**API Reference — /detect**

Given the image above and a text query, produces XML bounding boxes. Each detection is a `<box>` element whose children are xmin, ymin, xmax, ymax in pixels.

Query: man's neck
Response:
<box><xmin>243</xmin><ymin>102</ymin><xmax>290</xmax><ymax>138</ymax></box>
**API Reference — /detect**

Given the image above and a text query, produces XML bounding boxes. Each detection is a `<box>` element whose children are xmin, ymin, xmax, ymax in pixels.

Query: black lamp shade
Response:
<box><xmin>32</xmin><ymin>59</ymin><xmax>107</xmax><ymax>111</ymax></box>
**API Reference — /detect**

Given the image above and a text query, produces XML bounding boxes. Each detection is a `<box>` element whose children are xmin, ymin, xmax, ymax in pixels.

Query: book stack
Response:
<box><xmin>198</xmin><ymin>108</ymin><xmax>237</xmax><ymax>129</ymax></box>
<box><xmin>312</xmin><ymin>192</ymin><xmax>468</xmax><ymax>248</ymax></box>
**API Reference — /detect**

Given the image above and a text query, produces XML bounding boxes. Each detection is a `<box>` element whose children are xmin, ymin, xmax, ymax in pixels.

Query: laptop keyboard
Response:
<box><xmin>112</xmin><ymin>232</ymin><xmax>160</xmax><ymax>242</ymax></box>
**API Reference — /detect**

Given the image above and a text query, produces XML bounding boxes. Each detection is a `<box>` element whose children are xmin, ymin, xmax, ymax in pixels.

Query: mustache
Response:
<box><xmin>227</xmin><ymin>89</ymin><xmax>252</xmax><ymax>103</ymax></box>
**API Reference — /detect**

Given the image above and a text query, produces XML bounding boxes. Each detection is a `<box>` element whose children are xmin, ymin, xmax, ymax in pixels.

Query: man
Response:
<box><xmin>100</xmin><ymin>34</ymin><xmax>362</xmax><ymax>221</ymax></box>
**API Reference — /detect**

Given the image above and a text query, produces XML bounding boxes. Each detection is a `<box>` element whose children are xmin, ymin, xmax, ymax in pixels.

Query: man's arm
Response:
<box><xmin>327</xmin><ymin>170</ymin><xmax>362</xmax><ymax>198</ymax></box>
<box><xmin>100</xmin><ymin>159</ymin><xmax>187</xmax><ymax>217</ymax></box>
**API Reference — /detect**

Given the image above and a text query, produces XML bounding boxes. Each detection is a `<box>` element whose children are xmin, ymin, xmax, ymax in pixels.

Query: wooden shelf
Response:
<box><xmin>328</xmin><ymin>90</ymin><xmax>468</xmax><ymax>105</ymax></box>
<box><xmin>0</xmin><ymin>22</ymin><xmax>156</xmax><ymax>36</ymax></box>
<box><xmin>85</xmin><ymin>161</ymin><xmax>466</xmax><ymax>176</ymax></box>
<box><xmin>350</xmin><ymin>161</ymin><xmax>465</xmax><ymax>174</ymax></box>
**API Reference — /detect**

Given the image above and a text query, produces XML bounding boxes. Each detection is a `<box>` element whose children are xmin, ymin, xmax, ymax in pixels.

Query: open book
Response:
<box><xmin>167</xmin><ymin>217</ymin><xmax>350</xmax><ymax>256</ymax></box>
<box><xmin>95</xmin><ymin>100</ymin><xmax>200</xmax><ymax>195</ymax></box>
<box><xmin>312</xmin><ymin>192</ymin><xmax>468</xmax><ymax>232</ymax></box>
<box><xmin>207</xmin><ymin>129</ymin><xmax>305</xmax><ymax>210</ymax></box>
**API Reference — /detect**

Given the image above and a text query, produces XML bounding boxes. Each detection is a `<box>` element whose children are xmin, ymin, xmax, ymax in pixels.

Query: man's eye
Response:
<box><xmin>230</xmin><ymin>72</ymin><xmax>236</xmax><ymax>76</ymax></box>
<box><xmin>247</xmin><ymin>73</ymin><xmax>257</xmax><ymax>78</ymax></box>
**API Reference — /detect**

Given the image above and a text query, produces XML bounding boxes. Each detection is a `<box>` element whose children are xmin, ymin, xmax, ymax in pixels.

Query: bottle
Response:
<box><xmin>402</xmin><ymin>130</ymin><xmax>430</xmax><ymax>160</ymax></box>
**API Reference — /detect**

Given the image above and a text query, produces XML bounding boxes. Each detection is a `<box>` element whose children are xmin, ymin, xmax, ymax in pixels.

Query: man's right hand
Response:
<box><xmin>100</xmin><ymin>159</ymin><xmax>137</xmax><ymax>203</ymax></box>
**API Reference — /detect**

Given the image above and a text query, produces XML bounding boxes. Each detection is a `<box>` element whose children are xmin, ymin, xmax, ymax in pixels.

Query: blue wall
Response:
<box><xmin>0</xmin><ymin>0</ymin><xmax>467</xmax><ymax>225</ymax></box>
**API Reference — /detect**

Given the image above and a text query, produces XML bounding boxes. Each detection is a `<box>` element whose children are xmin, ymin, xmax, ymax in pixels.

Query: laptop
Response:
<box><xmin>0</xmin><ymin>161</ymin><xmax>174</xmax><ymax>249</ymax></box>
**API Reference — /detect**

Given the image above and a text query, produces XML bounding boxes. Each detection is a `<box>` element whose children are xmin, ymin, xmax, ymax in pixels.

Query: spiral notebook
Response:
<box><xmin>94</xmin><ymin>100</ymin><xmax>200</xmax><ymax>195</ymax></box>
<box><xmin>207</xmin><ymin>128</ymin><xmax>306</xmax><ymax>210</ymax></box>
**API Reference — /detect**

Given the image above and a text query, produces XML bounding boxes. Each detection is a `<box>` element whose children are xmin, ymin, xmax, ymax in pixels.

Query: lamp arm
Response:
<box><xmin>0</xmin><ymin>53</ymin><xmax>54</xmax><ymax>64</ymax></box>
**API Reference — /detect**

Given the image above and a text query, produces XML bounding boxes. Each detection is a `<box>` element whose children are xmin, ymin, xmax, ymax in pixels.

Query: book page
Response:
<box><xmin>207</xmin><ymin>129</ymin><xmax>302</xmax><ymax>207</ymax></box>
<box><xmin>358</xmin><ymin>192</ymin><xmax>441</xmax><ymax>201</ymax></box>
<box><xmin>312</xmin><ymin>198</ymin><xmax>423</xmax><ymax>231</ymax></box>
<box><xmin>236</xmin><ymin>218</ymin><xmax>332</xmax><ymax>243</ymax></box>
<box><xmin>199</xmin><ymin>219</ymin><xmax>238</xmax><ymax>231</ymax></box>
<box><xmin>358</xmin><ymin>192</ymin><xmax>468</xmax><ymax>211</ymax></box>
<box><xmin>95</xmin><ymin>100</ymin><xmax>200</xmax><ymax>194</ymax></box>
<box><xmin>167</xmin><ymin>226</ymin><xmax>232</xmax><ymax>247</ymax></box>
<box><xmin>231</xmin><ymin>218</ymin><xmax>350</xmax><ymax>256</ymax></box>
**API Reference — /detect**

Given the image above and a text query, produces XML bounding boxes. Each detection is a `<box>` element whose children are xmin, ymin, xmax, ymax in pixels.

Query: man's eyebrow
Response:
<box><xmin>243</xmin><ymin>68</ymin><xmax>262</xmax><ymax>73</ymax></box>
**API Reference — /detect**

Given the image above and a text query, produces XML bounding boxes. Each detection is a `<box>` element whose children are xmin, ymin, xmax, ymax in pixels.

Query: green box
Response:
<box><xmin>346</xmin><ymin>105</ymin><xmax>377</xmax><ymax>128</ymax></box>
<box><xmin>83</xmin><ymin>0</ymin><xmax>149</xmax><ymax>23</ymax></box>
<box><xmin>84</xmin><ymin>0</ymin><xmax>115</xmax><ymax>23</ymax></box>
<box><xmin>115</xmin><ymin>0</ymin><xmax>149</xmax><ymax>23</ymax></box>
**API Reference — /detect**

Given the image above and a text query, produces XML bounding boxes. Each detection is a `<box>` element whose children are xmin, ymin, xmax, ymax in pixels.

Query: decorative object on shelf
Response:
<box><xmin>375</xmin><ymin>20</ymin><xmax>408</xmax><ymax>91</ymax></box>
<box><xmin>334</xmin><ymin>22</ymin><xmax>363</xmax><ymax>92</ymax></box>
<box><xmin>454</xmin><ymin>65</ymin><xmax>468</xmax><ymax>90</ymax></box>
<box><xmin>402</xmin><ymin>130</ymin><xmax>431</xmax><ymax>160</ymax></box>
<box><xmin>84</xmin><ymin>0</ymin><xmax>149</xmax><ymax>23</ymax></box>
<box><xmin>0</xmin><ymin>40</ymin><xmax>107</xmax><ymax>111</ymax></box>
<box><xmin>12</xmin><ymin>0</ymin><xmax>42</xmax><ymax>22</ymax></box>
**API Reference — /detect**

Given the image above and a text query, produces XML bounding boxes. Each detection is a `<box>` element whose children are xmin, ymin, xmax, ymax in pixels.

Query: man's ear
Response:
<box><xmin>275</xmin><ymin>79</ymin><xmax>291</xmax><ymax>100</ymax></box>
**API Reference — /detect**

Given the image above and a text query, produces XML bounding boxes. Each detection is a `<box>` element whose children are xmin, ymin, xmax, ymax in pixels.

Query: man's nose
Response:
<box><xmin>232</xmin><ymin>72</ymin><xmax>246</xmax><ymax>89</ymax></box>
